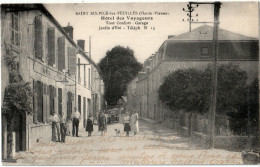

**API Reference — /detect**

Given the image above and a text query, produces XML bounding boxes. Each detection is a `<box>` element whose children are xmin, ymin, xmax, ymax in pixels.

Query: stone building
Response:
<box><xmin>1</xmin><ymin>4</ymin><xmax>103</xmax><ymax>160</ymax></box>
<box><xmin>128</xmin><ymin>25</ymin><xmax>259</xmax><ymax>149</ymax></box>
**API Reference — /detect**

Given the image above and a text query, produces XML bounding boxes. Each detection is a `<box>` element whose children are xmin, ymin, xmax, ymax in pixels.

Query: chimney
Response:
<box><xmin>168</xmin><ymin>35</ymin><xmax>175</xmax><ymax>39</ymax></box>
<box><xmin>77</xmin><ymin>40</ymin><xmax>85</xmax><ymax>51</ymax></box>
<box><xmin>63</xmin><ymin>22</ymin><xmax>73</xmax><ymax>39</ymax></box>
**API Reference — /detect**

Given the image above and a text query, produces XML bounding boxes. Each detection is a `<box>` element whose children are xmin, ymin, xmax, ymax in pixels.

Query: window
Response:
<box><xmin>78</xmin><ymin>58</ymin><xmax>80</xmax><ymax>82</ymax></box>
<box><xmin>88</xmin><ymin>68</ymin><xmax>91</xmax><ymax>88</ymax></box>
<box><xmin>201</xmin><ymin>47</ymin><xmax>209</xmax><ymax>56</ymax></box>
<box><xmin>84</xmin><ymin>65</ymin><xmax>86</xmax><ymax>86</ymax></box>
<box><xmin>11</xmin><ymin>12</ymin><xmax>20</xmax><ymax>46</ymax></box>
<box><xmin>68</xmin><ymin>47</ymin><xmax>77</xmax><ymax>75</ymax></box>
<box><xmin>48</xmin><ymin>28</ymin><xmax>55</xmax><ymax>66</ymax></box>
<box><xmin>58</xmin><ymin>37</ymin><xmax>65</xmax><ymax>71</ymax></box>
<box><xmin>78</xmin><ymin>95</ymin><xmax>81</xmax><ymax>114</ymax></box>
<box><xmin>35</xmin><ymin>15</ymin><xmax>43</xmax><ymax>60</ymax></box>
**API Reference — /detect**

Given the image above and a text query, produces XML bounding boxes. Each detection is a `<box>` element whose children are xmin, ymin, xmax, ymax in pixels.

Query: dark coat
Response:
<box><xmin>85</xmin><ymin>118</ymin><xmax>93</xmax><ymax>132</ymax></box>
<box><xmin>98</xmin><ymin>114</ymin><xmax>106</xmax><ymax>131</ymax></box>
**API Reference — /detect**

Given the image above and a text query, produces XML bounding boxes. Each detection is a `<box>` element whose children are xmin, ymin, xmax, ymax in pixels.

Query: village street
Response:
<box><xmin>4</xmin><ymin>118</ymin><xmax>243</xmax><ymax>165</ymax></box>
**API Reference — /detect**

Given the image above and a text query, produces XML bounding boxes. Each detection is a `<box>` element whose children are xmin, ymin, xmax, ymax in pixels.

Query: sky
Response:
<box><xmin>44</xmin><ymin>1</ymin><xmax>259</xmax><ymax>64</ymax></box>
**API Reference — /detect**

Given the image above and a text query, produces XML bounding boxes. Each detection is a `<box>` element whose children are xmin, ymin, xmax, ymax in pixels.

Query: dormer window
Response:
<box><xmin>200</xmin><ymin>30</ymin><xmax>207</xmax><ymax>34</ymax></box>
<box><xmin>201</xmin><ymin>47</ymin><xmax>209</xmax><ymax>56</ymax></box>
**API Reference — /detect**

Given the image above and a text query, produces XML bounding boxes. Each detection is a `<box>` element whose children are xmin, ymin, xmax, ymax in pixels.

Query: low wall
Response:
<box><xmin>30</xmin><ymin>124</ymin><xmax>52</xmax><ymax>148</ymax></box>
<box><xmin>215</xmin><ymin>136</ymin><xmax>258</xmax><ymax>151</ymax></box>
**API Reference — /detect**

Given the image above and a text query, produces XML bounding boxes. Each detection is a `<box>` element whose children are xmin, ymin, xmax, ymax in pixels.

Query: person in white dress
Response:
<box><xmin>130</xmin><ymin>111</ymin><xmax>139</xmax><ymax>135</ymax></box>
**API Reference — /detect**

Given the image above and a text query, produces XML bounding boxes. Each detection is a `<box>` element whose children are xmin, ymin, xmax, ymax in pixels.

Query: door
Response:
<box><xmin>87</xmin><ymin>99</ymin><xmax>91</xmax><ymax>118</ymax></box>
<box><xmin>67</xmin><ymin>92</ymin><xmax>72</xmax><ymax>120</ymax></box>
<box><xmin>58</xmin><ymin>88</ymin><xmax>62</xmax><ymax>117</ymax></box>
<box><xmin>78</xmin><ymin>95</ymin><xmax>81</xmax><ymax>114</ymax></box>
<box><xmin>83</xmin><ymin>97</ymin><xmax>86</xmax><ymax>127</ymax></box>
<box><xmin>37</xmin><ymin>81</ymin><xmax>43</xmax><ymax>123</ymax></box>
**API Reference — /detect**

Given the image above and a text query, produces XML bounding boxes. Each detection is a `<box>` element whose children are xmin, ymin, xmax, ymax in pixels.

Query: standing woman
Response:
<box><xmin>124</xmin><ymin>112</ymin><xmax>131</xmax><ymax>136</ymax></box>
<box><xmin>86</xmin><ymin>113</ymin><xmax>94</xmax><ymax>137</ymax></box>
<box><xmin>131</xmin><ymin>111</ymin><xmax>139</xmax><ymax>135</ymax></box>
<box><xmin>98</xmin><ymin>111</ymin><xmax>105</xmax><ymax>136</ymax></box>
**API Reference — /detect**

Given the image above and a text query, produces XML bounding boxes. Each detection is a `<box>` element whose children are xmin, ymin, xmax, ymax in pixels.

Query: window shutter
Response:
<box><xmin>68</xmin><ymin>47</ymin><xmax>77</xmax><ymax>75</ymax></box>
<box><xmin>49</xmin><ymin>85</ymin><xmax>54</xmax><ymax>115</ymax></box>
<box><xmin>43</xmin><ymin>91</ymin><xmax>47</xmax><ymax>123</ymax></box>
<box><xmin>46</xmin><ymin>94</ymin><xmax>50</xmax><ymax>123</ymax></box>
<box><xmin>48</xmin><ymin>27</ymin><xmax>55</xmax><ymax>66</ymax></box>
<box><xmin>33</xmin><ymin>80</ymin><xmax>38</xmax><ymax>124</ymax></box>
<box><xmin>54</xmin><ymin>87</ymin><xmax>56</xmax><ymax>97</ymax></box>
<box><xmin>34</xmin><ymin>15</ymin><xmax>43</xmax><ymax>60</ymax></box>
<box><xmin>58</xmin><ymin>37</ymin><xmax>65</xmax><ymax>71</ymax></box>
<box><xmin>37</xmin><ymin>81</ymin><xmax>43</xmax><ymax>123</ymax></box>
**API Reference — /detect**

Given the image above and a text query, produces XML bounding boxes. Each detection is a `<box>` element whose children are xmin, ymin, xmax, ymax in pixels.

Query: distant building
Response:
<box><xmin>133</xmin><ymin>25</ymin><xmax>258</xmax><ymax>122</ymax></box>
<box><xmin>127</xmin><ymin>25</ymin><xmax>259</xmax><ymax>149</ymax></box>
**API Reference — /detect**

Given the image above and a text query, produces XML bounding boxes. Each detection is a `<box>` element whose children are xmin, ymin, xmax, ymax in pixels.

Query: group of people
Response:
<box><xmin>50</xmin><ymin>107</ymin><xmax>81</xmax><ymax>143</ymax></box>
<box><xmin>123</xmin><ymin>111</ymin><xmax>139</xmax><ymax>136</ymax></box>
<box><xmin>85</xmin><ymin>111</ymin><xmax>107</xmax><ymax>136</ymax></box>
<box><xmin>50</xmin><ymin>111</ymin><xmax>67</xmax><ymax>143</ymax></box>
<box><xmin>50</xmin><ymin>108</ymin><xmax>140</xmax><ymax>141</ymax></box>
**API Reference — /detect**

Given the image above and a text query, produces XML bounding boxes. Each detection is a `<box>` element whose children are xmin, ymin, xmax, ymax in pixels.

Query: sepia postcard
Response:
<box><xmin>1</xmin><ymin>0</ymin><xmax>260</xmax><ymax>165</ymax></box>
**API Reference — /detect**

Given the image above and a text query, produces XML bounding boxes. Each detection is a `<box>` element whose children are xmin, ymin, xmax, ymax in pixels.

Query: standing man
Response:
<box><xmin>50</xmin><ymin>112</ymin><xmax>61</xmax><ymax>142</ymax></box>
<box><xmin>60</xmin><ymin>112</ymin><xmax>67</xmax><ymax>142</ymax></box>
<box><xmin>72</xmin><ymin>107</ymin><xmax>81</xmax><ymax>137</ymax></box>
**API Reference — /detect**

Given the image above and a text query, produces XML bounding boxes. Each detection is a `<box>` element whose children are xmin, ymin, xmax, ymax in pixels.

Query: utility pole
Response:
<box><xmin>183</xmin><ymin>2</ymin><xmax>199</xmax><ymax>32</ymax></box>
<box><xmin>209</xmin><ymin>2</ymin><xmax>221</xmax><ymax>149</ymax></box>
<box><xmin>183</xmin><ymin>1</ymin><xmax>221</xmax><ymax>149</ymax></box>
<box><xmin>89</xmin><ymin>36</ymin><xmax>91</xmax><ymax>58</ymax></box>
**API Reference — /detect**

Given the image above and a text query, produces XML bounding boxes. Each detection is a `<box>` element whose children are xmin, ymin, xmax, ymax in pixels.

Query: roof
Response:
<box><xmin>167</xmin><ymin>25</ymin><xmax>258</xmax><ymax>41</ymax></box>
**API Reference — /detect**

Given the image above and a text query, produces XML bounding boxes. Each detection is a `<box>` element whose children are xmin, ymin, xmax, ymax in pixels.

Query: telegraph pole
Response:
<box><xmin>209</xmin><ymin>2</ymin><xmax>221</xmax><ymax>149</ymax></box>
<box><xmin>183</xmin><ymin>1</ymin><xmax>221</xmax><ymax>149</ymax></box>
<box><xmin>183</xmin><ymin>2</ymin><xmax>198</xmax><ymax>32</ymax></box>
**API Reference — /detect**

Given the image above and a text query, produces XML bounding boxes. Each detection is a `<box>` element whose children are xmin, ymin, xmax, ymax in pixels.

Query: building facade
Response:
<box><xmin>132</xmin><ymin>25</ymin><xmax>259</xmax><ymax>122</ymax></box>
<box><xmin>127</xmin><ymin>25</ymin><xmax>259</xmax><ymax>149</ymax></box>
<box><xmin>1</xmin><ymin>4</ymin><xmax>103</xmax><ymax>160</ymax></box>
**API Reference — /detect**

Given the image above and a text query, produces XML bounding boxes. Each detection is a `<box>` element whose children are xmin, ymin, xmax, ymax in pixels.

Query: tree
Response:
<box><xmin>159</xmin><ymin>68</ymin><xmax>210</xmax><ymax>114</ymax></box>
<box><xmin>159</xmin><ymin>63</ymin><xmax>252</xmax><ymax>115</ymax></box>
<box><xmin>98</xmin><ymin>46</ymin><xmax>142</xmax><ymax>106</ymax></box>
<box><xmin>159</xmin><ymin>63</ymin><xmax>258</xmax><ymax>135</ymax></box>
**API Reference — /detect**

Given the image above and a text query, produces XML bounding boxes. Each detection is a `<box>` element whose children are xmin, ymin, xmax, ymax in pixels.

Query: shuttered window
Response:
<box><xmin>68</xmin><ymin>47</ymin><xmax>77</xmax><ymax>75</ymax></box>
<box><xmin>48</xmin><ymin>27</ymin><xmax>55</xmax><ymax>66</ymax></box>
<box><xmin>34</xmin><ymin>15</ymin><xmax>43</xmax><ymax>60</ymax></box>
<box><xmin>58</xmin><ymin>88</ymin><xmax>62</xmax><ymax>117</ymax></box>
<box><xmin>43</xmin><ymin>84</ymin><xmax>47</xmax><ymax>123</ymax></box>
<box><xmin>36</xmin><ymin>81</ymin><xmax>43</xmax><ymax>123</ymax></box>
<box><xmin>58</xmin><ymin>37</ymin><xmax>65</xmax><ymax>71</ymax></box>
<box><xmin>49</xmin><ymin>85</ymin><xmax>54</xmax><ymax>115</ymax></box>
<box><xmin>78</xmin><ymin>95</ymin><xmax>81</xmax><ymax>114</ymax></box>
<box><xmin>88</xmin><ymin>68</ymin><xmax>91</xmax><ymax>88</ymax></box>
<box><xmin>78</xmin><ymin>58</ymin><xmax>81</xmax><ymax>82</ymax></box>
<box><xmin>67</xmin><ymin>92</ymin><xmax>73</xmax><ymax>120</ymax></box>
<box><xmin>84</xmin><ymin>65</ymin><xmax>86</xmax><ymax>86</ymax></box>
<box><xmin>33</xmin><ymin>80</ymin><xmax>38</xmax><ymax>124</ymax></box>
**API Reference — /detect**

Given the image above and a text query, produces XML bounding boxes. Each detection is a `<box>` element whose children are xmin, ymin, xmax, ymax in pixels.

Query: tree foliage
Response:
<box><xmin>159</xmin><ymin>63</ymin><xmax>258</xmax><ymax>118</ymax></box>
<box><xmin>98</xmin><ymin>46</ymin><xmax>142</xmax><ymax>106</ymax></box>
<box><xmin>2</xmin><ymin>45</ymin><xmax>33</xmax><ymax>122</ymax></box>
